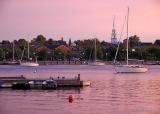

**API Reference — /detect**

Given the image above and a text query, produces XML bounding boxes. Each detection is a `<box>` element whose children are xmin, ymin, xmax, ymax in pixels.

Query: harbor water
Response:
<box><xmin>0</xmin><ymin>65</ymin><xmax>160</xmax><ymax>114</ymax></box>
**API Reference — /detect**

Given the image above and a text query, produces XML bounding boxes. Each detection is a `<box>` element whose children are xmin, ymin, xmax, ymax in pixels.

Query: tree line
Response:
<box><xmin>0</xmin><ymin>34</ymin><xmax>160</xmax><ymax>61</ymax></box>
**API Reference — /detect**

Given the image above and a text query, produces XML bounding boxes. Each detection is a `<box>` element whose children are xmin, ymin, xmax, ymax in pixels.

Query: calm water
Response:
<box><xmin>0</xmin><ymin>65</ymin><xmax>160</xmax><ymax>114</ymax></box>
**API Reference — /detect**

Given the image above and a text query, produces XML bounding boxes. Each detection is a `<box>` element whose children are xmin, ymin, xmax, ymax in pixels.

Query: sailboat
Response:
<box><xmin>20</xmin><ymin>41</ymin><xmax>39</xmax><ymax>67</ymax></box>
<box><xmin>4</xmin><ymin>41</ymin><xmax>20</xmax><ymax>65</ymax></box>
<box><xmin>115</xmin><ymin>7</ymin><xmax>148</xmax><ymax>73</ymax></box>
<box><xmin>88</xmin><ymin>38</ymin><xmax>105</xmax><ymax>66</ymax></box>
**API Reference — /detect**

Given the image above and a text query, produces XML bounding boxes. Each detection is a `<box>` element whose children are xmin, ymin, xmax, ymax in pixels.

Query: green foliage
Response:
<box><xmin>129</xmin><ymin>35</ymin><xmax>140</xmax><ymax>48</ymax></box>
<box><xmin>35</xmin><ymin>35</ymin><xmax>46</xmax><ymax>44</ymax></box>
<box><xmin>146</xmin><ymin>46</ymin><xmax>160</xmax><ymax>60</ymax></box>
<box><xmin>37</xmin><ymin>49</ymin><xmax>48</xmax><ymax>60</ymax></box>
<box><xmin>0</xmin><ymin>34</ymin><xmax>160</xmax><ymax>62</ymax></box>
<box><xmin>18</xmin><ymin>39</ymin><xmax>27</xmax><ymax>50</ymax></box>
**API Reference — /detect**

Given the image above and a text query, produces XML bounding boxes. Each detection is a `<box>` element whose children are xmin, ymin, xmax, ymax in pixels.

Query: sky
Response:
<box><xmin>0</xmin><ymin>0</ymin><xmax>159</xmax><ymax>42</ymax></box>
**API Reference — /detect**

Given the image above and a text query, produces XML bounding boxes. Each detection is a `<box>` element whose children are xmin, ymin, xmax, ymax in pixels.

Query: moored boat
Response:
<box><xmin>114</xmin><ymin>7</ymin><xmax>148</xmax><ymax>73</ymax></box>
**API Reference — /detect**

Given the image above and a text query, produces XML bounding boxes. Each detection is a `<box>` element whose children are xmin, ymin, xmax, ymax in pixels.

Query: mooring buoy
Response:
<box><xmin>68</xmin><ymin>95</ymin><xmax>74</xmax><ymax>103</ymax></box>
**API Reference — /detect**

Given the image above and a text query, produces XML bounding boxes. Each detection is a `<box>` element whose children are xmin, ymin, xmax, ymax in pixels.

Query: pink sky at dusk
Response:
<box><xmin>0</xmin><ymin>0</ymin><xmax>159</xmax><ymax>42</ymax></box>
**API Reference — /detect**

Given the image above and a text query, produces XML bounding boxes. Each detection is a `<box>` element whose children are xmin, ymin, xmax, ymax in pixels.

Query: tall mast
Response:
<box><xmin>94</xmin><ymin>38</ymin><xmax>96</xmax><ymax>62</ymax></box>
<box><xmin>27</xmin><ymin>41</ymin><xmax>30</xmax><ymax>59</ymax></box>
<box><xmin>126</xmin><ymin>7</ymin><xmax>129</xmax><ymax>65</ymax></box>
<box><xmin>12</xmin><ymin>41</ymin><xmax>15</xmax><ymax>61</ymax></box>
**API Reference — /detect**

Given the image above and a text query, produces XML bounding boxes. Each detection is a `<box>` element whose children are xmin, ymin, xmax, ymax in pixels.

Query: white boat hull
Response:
<box><xmin>115</xmin><ymin>65</ymin><xmax>148</xmax><ymax>73</ymax></box>
<box><xmin>89</xmin><ymin>62</ymin><xmax>105</xmax><ymax>66</ymax></box>
<box><xmin>81</xmin><ymin>81</ymin><xmax>91</xmax><ymax>86</ymax></box>
<box><xmin>20</xmin><ymin>62</ymin><xmax>39</xmax><ymax>67</ymax></box>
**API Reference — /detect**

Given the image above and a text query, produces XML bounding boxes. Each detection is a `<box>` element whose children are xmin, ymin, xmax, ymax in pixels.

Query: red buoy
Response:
<box><xmin>68</xmin><ymin>95</ymin><xmax>74</xmax><ymax>103</ymax></box>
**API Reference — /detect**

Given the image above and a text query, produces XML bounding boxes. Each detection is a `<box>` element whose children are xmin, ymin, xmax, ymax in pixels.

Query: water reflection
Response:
<box><xmin>1</xmin><ymin>65</ymin><xmax>160</xmax><ymax>114</ymax></box>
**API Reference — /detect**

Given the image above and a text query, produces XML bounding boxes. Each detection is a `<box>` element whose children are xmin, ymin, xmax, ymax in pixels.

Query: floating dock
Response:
<box><xmin>0</xmin><ymin>74</ymin><xmax>90</xmax><ymax>89</ymax></box>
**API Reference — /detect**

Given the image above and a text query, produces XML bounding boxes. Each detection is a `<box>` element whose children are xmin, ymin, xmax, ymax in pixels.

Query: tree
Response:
<box><xmin>146</xmin><ymin>46</ymin><xmax>160</xmax><ymax>60</ymax></box>
<box><xmin>34</xmin><ymin>35</ymin><xmax>46</xmax><ymax>45</ymax></box>
<box><xmin>37</xmin><ymin>49</ymin><xmax>48</xmax><ymax>60</ymax></box>
<box><xmin>129</xmin><ymin>35</ymin><xmax>141</xmax><ymax>48</ymax></box>
<box><xmin>48</xmin><ymin>38</ymin><xmax>53</xmax><ymax>45</ymax></box>
<box><xmin>18</xmin><ymin>39</ymin><xmax>27</xmax><ymax>50</ymax></box>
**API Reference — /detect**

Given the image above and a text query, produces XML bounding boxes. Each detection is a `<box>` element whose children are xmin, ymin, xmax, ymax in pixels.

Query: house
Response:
<box><xmin>55</xmin><ymin>45</ymin><xmax>71</xmax><ymax>53</ymax></box>
<box><xmin>123</xmin><ymin>39</ymin><xmax>130</xmax><ymax>48</ymax></box>
<box><xmin>140</xmin><ymin>42</ymin><xmax>153</xmax><ymax>47</ymax></box>
<box><xmin>154</xmin><ymin>40</ymin><xmax>160</xmax><ymax>46</ymax></box>
<box><xmin>35</xmin><ymin>45</ymin><xmax>53</xmax><ymax>54</ymax></box>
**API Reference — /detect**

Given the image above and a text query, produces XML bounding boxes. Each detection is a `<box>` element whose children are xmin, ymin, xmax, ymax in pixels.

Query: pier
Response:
<box><xmin>0</xmin><ymin>74</ymin><xmax>90</xmax><ymax>89</ymax></box>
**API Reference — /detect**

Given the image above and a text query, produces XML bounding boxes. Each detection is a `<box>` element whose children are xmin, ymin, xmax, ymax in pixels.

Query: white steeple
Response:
<box><xmin>111</xmin><ymin>17</ymin><xmax>118</xmax><ymax>45</ymax></box>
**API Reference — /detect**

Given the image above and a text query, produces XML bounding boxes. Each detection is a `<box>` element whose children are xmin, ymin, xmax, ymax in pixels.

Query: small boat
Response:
<box><xmin>20</xmin><ymin>62</ymin><xmax>39</xmax><ymax>67</ymax></box>
<box><xmin>89</xmin><ymin>61</ymin><xmax>105</xmax><ymax>66</ymax></box>
<box><xmin>28</xmin><ymin>79</ymin><xmax>57</xmax><ymax>89</ymax></box>
<box><xmin>81</xmin><ymin>80</ymin><xmax>91</xmax><ymax>86</ymax></box>
<box><xmin>0</xmin><ymin>83</ymin><xmax>12</xmax><ymax>88</ymax></box>
<box><xmin>20</xmin><ymin>41</ymin><xmax>39</xmax><ymax>67</ymax></box>
<box><xmin>3</xmin><ymin>61</ymin><xmax>20</xmax><ymax>65</ymax></box>
<box><xmin>2</xmin><ymin>41</ymin><xmax>20</xmax><ymax>65</ymax></box>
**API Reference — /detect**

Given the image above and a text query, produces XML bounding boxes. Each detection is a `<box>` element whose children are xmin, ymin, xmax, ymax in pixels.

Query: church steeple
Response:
<box><xmin>111</xmin><ymin>17</ymin><xmax>117</xmax><ymax>45</ymax></box>
<box><xmin>68</xmin><ymin>38</ymin><xmax>72</xmax><ymax>47</ymax></box>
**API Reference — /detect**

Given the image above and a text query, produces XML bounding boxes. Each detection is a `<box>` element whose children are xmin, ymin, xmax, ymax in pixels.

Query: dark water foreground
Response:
<box><xmin>0</xmin><ymin>65</ymin><xmax>160</xmax><ymax>114</ymax></box>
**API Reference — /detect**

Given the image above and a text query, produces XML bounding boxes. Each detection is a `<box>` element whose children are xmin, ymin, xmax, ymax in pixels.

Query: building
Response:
<box><xmin>123</xmin><ymin>39</ymin><xmax>130</xmax><ymax>49</ymax></box>
<box><xmin>154</xmin><ymin>39</ymin><xmax>160</xmax><ymax>46</ymax></box>
<box><xmin>140</xmin><ymin>42</ymin><xmax>153</xmax><ymax>47</ymax></box>
<box><xmin>111</xmin><ymin>17</ymin><xmax>118</xmax><ymax>45</ymax></box>
<box><xmin>55</xmin><ymin>45</ymin><xmax>71</xmax><ymax>53</ymax></box>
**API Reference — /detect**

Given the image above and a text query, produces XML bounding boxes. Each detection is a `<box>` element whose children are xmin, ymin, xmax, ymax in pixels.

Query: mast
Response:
<box><xmin>12</xmin><ymin>41</ymin><xmax>15</xmax><ymax>61</ymax></box>
<box><xmin>27</xmin><ymin>41</ymin><xmax>30</xmax><ymax>59</ymax></box>
<box><xmin>126</xmin><ymin>7</ymin><xmax>129</xmax><ymax>65</ymax></box>
<box><xmin>94</xmin><ymin>38</ymin><xmax>96</xmax><ymax>62</ymax></box>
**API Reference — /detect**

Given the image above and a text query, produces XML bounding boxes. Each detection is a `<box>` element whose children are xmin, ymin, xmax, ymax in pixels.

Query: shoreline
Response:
<box><xmin>0</xmin><ymin>60</ymin><xmax>159</xmax><ymax>65</ymax></box>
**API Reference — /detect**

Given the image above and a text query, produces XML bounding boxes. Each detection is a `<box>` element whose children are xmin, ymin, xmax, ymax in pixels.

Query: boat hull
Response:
<box><xmin>115</xmin><ymin>65</ymin><xmax>148</xmax><ymax>73</ymax></box>
<box><xmin>20</xmin><ymin>62</ymin><xmax>39</xmax><ymax>67</ymax></box>
<box><xmin>88</xmin><ymin>62</ymin><xmax>105</xmax><ymax>66</ymax></box>
<box><xmin>3</xmin><ymin>61</ymin><xmax>20</xmax><ymax>65</ymax></box>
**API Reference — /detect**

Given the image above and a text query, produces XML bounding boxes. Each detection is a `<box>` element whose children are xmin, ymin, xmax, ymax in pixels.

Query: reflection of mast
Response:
<box><xmin>111</xmin><ymin>17</ymin><xmax>117</xmax><ymax>45</ymax></box>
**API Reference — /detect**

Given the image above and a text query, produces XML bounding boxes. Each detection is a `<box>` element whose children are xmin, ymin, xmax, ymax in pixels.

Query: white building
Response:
<box><xmin>111</xmin><ymin>17</ymin><xmax>118</xmax><ymax>45</ymax></box>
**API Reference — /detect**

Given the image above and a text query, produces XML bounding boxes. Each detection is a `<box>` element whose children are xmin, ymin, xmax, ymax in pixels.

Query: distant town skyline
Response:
<box><xmin>0</xmin><ymin>0</ymin><xmax>159</xmax><ymax>42</ymax></box>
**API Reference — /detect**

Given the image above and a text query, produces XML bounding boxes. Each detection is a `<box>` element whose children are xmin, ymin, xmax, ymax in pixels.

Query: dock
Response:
<box><xmin>0</xmin><ymin>74</ymin><xmax>90</xmax><ymax>89</ymax></box>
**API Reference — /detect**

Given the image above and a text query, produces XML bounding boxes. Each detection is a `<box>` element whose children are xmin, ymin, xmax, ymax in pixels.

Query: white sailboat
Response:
<box><xmin>4</xmin><ymin>41</ymin><xmax>20</xmax><ymax>65</ymax></box>
<box><xmin>89</xmin><ymin>38</ymin><xmax>105</xmax><ymax>66</ymax></box>
<box><xmin>115</xmin><ymin>7</ymin><xmax>148</xmax><ymax>73</ymax></box>
<box><xmin>20</xmin><ymin>41</ymin><xmax>39</xmax><ymax>67</ymax></box>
